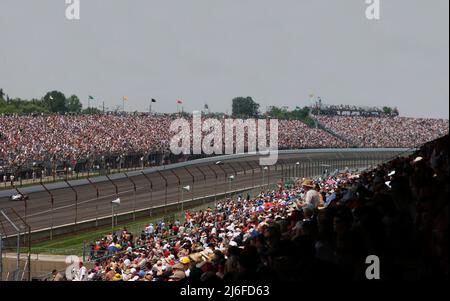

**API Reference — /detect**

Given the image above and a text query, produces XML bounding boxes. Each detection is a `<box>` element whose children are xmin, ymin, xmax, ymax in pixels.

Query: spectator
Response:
<box><xmin>51</xmin><ymin>269</ymin><xmax>64</xmax><ymax>281</ymax></box>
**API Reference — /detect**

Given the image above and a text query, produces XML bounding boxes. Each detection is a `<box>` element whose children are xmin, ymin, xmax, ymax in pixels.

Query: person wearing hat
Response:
<box><xmin>169</xmin><ymin>269</ymin><xmax>186</xmax><ymax>281</ymax></box>
<box><xmin>180</xmin><ymin>256</ymin><xmax>190</xmax><ymax>265</ymax></box>
<box><xmin>51</xmin><ymin>269</ymin><xmax>64</xmax><ymax>281</ymax></box>
<box><xmin>112</xmin><ymin>273</ymin><xmax>123</xmax><ymax>281</ymax></box>
<box><xmin>144</xmin><ymin>271</ymin><xmax>153</xmax><ymax>281</ymax></box>
<box><xmin>298</xmin><ymin>179</ymin><xmax>320</xmax><ymax>211</ymax></box>
<box><xmin>104</xmin><ymin>267</ymin><xmax>115</xmax><ymax>281</ymax></box>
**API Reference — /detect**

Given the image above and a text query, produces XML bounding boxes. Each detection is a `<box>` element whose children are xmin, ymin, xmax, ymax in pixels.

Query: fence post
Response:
<box><xmin>141</xmin><ymin>171</ymin><xmax>153</xmax><ymax>217</ymax></box>
<box><xmin>157</xmin><ymin>171</ymin><xmax>169</xmax><ymax>215</ymax></box>
<box><xmin>195</xmin><ymin>166</ymin><xmax>206</xmax><ymax>186</ymax></box>
<box><xmin>206</xmin><ymin>165</ymin><xmax>218</xmax><ymax>205</ymax></box>
<box><xmin>244</xmin><ymin>161</ymin><xmax>254</xmax><ymax>188</ymax></box>
<box><xmin>105</xmin><ymin>174</ymin><xmax>118</xmax><ymax>196</ymax></box>
<box><xmin>124</xmin><ymin>173</ymin><xmax>137</xmax><ymax>221</ymax></box>
<box><xmin>52</xmin><ymin>160</ymin><xmax>56</xmax><ymax>182</ymax></box>
<box><xmin>82</xmin><ymin>241</ymin><xmax>86</xmax><ymax>263</ymax></box>
<box><xmin>64</xmin><ymin>180</ymin><xmax>78</xmax><ymax>228</ymax></box>
<box><xmin>40</xmin><ymin>183</ymin><xmax>54</xmax><ymax>240</ymax></box>
<box><xmin>86</xmin><ymin>177</ymin><xmax>100</xmax><ymax>227</ymax></box>
<box><xmin>170</xmin><ymin>170</ymin><xmax>181</xmax><ymax>211</ymax></box>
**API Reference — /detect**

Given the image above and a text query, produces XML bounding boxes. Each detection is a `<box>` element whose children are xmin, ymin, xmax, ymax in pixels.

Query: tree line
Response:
<box><xmin>0</xmin><ymin>89</ymin><xmax>315</xmax><ymax>125</ymax></box>
<box><xmin>232</xmin><ymin>96</ymin><xmax>316</xmax><ymax>126</ymax></box>
<box><xmin>0</xmin><ymin>89</ymin><xmax>101</xmax><ymax>114</ymax></box>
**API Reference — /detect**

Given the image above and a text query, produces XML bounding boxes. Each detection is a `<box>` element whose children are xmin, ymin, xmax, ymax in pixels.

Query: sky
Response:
<box><xmin>0</xmin><ymin>0</ymin><xmax>448</xmax><ymax>118</ymax></box>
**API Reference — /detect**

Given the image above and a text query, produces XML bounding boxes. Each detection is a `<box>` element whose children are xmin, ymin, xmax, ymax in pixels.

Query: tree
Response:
<box><xmin>290</xmin><ymin>106</ymin><xmax>310</xmax><ymax>120</ymax></box>
<box><xmin>265</xmin><ymin>105</ymin><xmax>315</xmax><ymax>126</ymax></box>
<box><xmin>382</xmin><ymin>106</ymin><xmax>392</xmax><ymax>115</ymax></box>
<box><xmin>43</xmin><ymin>91</ymin><xmax>67</xmax><ymax>113</ymax></box>
<box><xmin>232</xmin><ymin>97</ymin><xmax>260</xmax><ymax>118</ymax></box>
<box><xmin>66</xmin><ymin>95</ymin><xmax>82</xmax><ymax>113</ymax></box>
<box><xmin>21</xmin><ymin>102</ymin><xmax>49</xmax><ymax>114</ymax></box>
<box><xmin>0</xmin><ymin>88</ymin><xmax>4</xmax><ymax>100</ymax></box>
<box><xmin>266</xmin><ymin>106</ymin><xmax>287</xmax><ymax>119</ymax></box>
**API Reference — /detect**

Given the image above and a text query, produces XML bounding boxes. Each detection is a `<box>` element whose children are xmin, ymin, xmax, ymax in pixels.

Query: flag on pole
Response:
<box><xmin>176</xmin><ymin>99</ymin><xmax>183</xmax><ymax>104</ymax></box>
<box><xmin>123</xmin><ymin>96</ymin><xmax>128</xmax><ymax>101</ymax></box>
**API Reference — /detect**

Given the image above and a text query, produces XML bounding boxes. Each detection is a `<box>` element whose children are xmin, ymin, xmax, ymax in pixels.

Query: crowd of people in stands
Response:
<box><xmin>316</xmin><ymin>116</ymin><xmax>448</xmax><ymax>148</ymax></box>
<box><xmin>278</xmin><ymin>120</ymin><xmax>347</xmax><ymax>149</ymax></box>
<box><xmin>310</xmin><ymin>104</ymin><xmax>399</xmax><ymax>117</ymax></box>
<box><xmin>1</xmin><ymin>114</ymin><xmax>447</xmax><ymax>172</ymax></box>
<box><xmin>53</xmin><ymin>134</ymin><xmax>448</xmax><ymax>281</ymax></box>
<box><xmin>0</xmin><ymin>114</ymin><xmax>174</xmax><ymax>169</ymax></box>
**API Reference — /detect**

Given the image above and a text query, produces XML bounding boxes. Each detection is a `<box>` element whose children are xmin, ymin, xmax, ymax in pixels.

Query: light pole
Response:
<box><xmin>295</xmin><ymin>162</ymin><xmax>300</xmax><ymax>180</ymax></box>
<box><xmin>215</xmin><ymin>161</ymin><xmax>227</xmax><ymax>196</ymax></box>
<box><xmin>181</xmin><ymin>185</ymin><xmax>190</xmax><ymax>214</ymax></box>
<box><xmin>111</xmin><ymin>198</ymin><xmax>120</xmax><ymax>230</ymax></box>
<box><xmin>228</xmin><ymin>175</ymin><xmax>235</xmax><ymax>198</ymax></box>
<box><xmin>262</xmin><ymin>166</ymin><xmax>268</xmax><ymax>190</ymax></box>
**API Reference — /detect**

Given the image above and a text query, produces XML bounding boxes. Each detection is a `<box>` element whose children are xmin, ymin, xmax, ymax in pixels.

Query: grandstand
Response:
<box><xmin>0</xmin><ymin>113</ymin><xmax>448</xmax><ymax>184</ymax></box>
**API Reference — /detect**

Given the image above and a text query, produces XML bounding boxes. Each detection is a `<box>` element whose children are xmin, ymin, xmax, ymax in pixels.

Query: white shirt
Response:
<box><xmin>75</xmin><ymin>266</ymin><xmax>87</xmax><ymax>281</ymax></box>
<box><xmin>304</xmin><ymin>189</ymin><xmax>320</xmax><ymax>209</ymax></box>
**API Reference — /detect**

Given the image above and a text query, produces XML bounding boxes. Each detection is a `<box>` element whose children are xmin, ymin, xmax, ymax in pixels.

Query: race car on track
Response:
<box><xmin>9</xmin><ymin>193</ymin><xmax>28</xmax><ymax>201</ymax></box>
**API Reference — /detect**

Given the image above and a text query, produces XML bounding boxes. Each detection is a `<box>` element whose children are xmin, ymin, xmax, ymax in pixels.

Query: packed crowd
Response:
<box><xmin>310</xmin><ymin>104</ymin><xmax>399</xmax><ymax>117</ymax></box>
<box><xmin>0</xmin><ymin>114</ymin><xmax>174</xmax><ymax>168</ymax></box>
<box><xmin>316</xmin><ymin>115</ymin><xmax>449</xmax><ymax>148</ymax></box>
<box><xmin>0</xmin><ymin>114</ymin><xmax>346</xmax><ymax>169</ymax></box>
<box><xmin>52</xmin><ymin>134</ymin><xmax>448</xmax><ymax>281</ymax></box>
<box><xmin>278</xmin><ymin>120</ymin><xmax>347</xmax><ymax>149</ymax></box>
<box><xmin>1</xmin><ymin>114</ymin><xmax>448</xmax><ymax>170</ymax></box>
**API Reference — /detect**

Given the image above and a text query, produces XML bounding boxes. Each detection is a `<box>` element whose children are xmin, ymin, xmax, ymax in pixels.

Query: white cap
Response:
<box><xmin>413</xmin><ymin>156</ymin><xmax>423</xmax><ymax>163</ymax></box>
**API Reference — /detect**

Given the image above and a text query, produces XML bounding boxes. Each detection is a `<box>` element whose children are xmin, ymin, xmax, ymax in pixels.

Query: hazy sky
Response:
<box><xmin>0</xmin><ymin>0</ymin><xmax>448</xmax><ymax>118</ymax></box>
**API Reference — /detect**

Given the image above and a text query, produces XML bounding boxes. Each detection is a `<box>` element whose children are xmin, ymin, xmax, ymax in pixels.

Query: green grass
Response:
<box><xmin>25</xmin><ymin>211</ymin><xmax>188</xmax><ymax>256</ymax></box>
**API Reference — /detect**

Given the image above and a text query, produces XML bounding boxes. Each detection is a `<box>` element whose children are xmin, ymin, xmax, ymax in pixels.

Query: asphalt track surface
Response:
<box><xmin>0</xmin><ymin>151</ymin><xmax>398</xmax><ymax>235</ymax></box>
